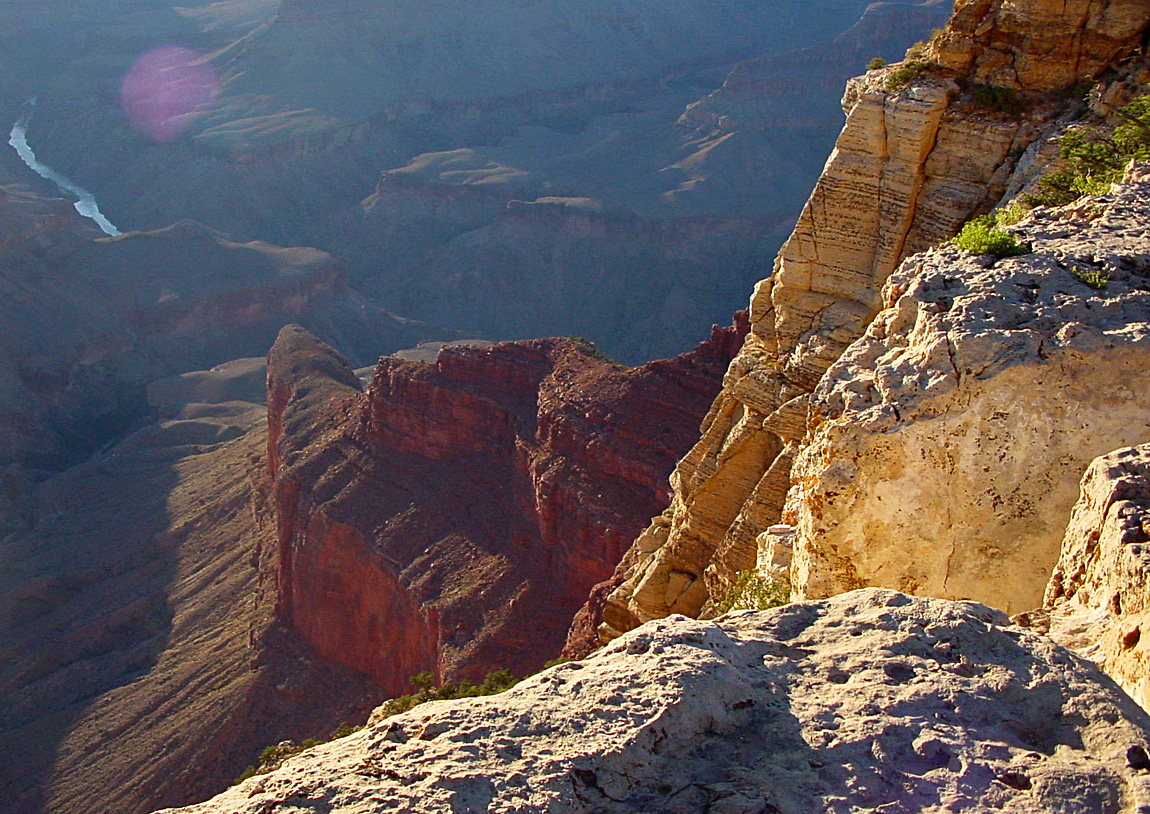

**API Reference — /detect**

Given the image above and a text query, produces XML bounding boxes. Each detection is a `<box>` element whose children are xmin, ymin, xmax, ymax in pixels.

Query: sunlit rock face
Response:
<box><xmin>788</xmin><ymin>175</ymin><xmax>1150</xmax><ymax>613</ymax></box>
<box><xmin>929</xmin><ymin>0</ymin><xmax>1150</xmax><ymax>91</ymax></box>
<box><xmin>596</xmin><ymin>0</ymin><xmax>1150</xmax><ymax>637</ymax></box>
<box><xmin>159</xmin><ymin>589</ymin><xmax>1150</xmax><ymax>814</ymax></box>
<box><xmin>1042</xmin><ymin>443</ymin><xmax>1150</xmax><ymax>714</ymax></box>
<box><xmin>265</xmin><ymin>319</ymin><xmax>744</xmax><ymax>692</ymax></box>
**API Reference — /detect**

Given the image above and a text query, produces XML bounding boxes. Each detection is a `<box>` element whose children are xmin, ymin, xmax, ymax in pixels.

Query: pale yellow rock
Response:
<box><xmin>599</xmin><ymin>1</ymin><xmax>1079</xmax><ymax>639</ymax></box>
<box><xmin>789</xmin><ymin>174</ymin><xmax>1150</xmax><ymax>614</ymax></box>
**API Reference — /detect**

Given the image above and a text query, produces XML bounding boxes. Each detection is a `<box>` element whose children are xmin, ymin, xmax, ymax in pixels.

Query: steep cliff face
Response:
<box><xmin>161</xmin><ymin>589</ymin><xmax>1150</xmax><ymax>814</ymax></box>
<box><xmin>787</xmin><ymin>174</ymin><xmax>1150</xmax><ymax>613</ymax></box>
<box><xmin>266</xmin><ymin>319</ymin><xmax>744</xmax><ymax>691</ymax></box>
<box><xmin>599</xmin><ymin>0</ymin><xmax>1150</xmax><ymax>639</ymax></box>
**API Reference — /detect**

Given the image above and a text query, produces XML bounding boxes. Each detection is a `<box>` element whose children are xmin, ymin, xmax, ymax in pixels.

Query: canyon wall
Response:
<box><xmin>266</xmin><ymin>318</ymin><xmax>745</xmax><ymax>691</ymax></box>
<box><xmin>599</xmin><ymin>0</ymin><xmax>1150</xmax><ymax>638</ymax></box>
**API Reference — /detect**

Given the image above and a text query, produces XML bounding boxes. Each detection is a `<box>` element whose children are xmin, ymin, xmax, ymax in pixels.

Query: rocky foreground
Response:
<box><xmin>160</xmin><ymin>589</ymin><xmax>1150</xmax><ymax>814</ymax></box>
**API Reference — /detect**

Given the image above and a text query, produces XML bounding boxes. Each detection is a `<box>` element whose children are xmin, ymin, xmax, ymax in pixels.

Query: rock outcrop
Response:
<box><xmin>929</xmin><ymin>0</ymin><xmax>1150</xmax><ymax>92</ymax></box>
<box><xmin>159</xmin><ymin>589</ymin><xmax>1150</xmax><ymax>814</ymax></box>
<box><xmin>598</xmin><ymin>0</ymin><xmax>1150</xmax><ymax>638</ymax></box>
<box><xmin>266</xmin><ymin>318</ymin><xmax>745</xmax><ymax>691</ymax></box>
<box><xmin>1042</xmin><ymin>443</ymin><xmax>1150</xmax><ymax>712</ymax></box>
<box><xmin>787</xmin><ymin>173</ymin><xmax>1150</xmax><ymax>614</ymax></box>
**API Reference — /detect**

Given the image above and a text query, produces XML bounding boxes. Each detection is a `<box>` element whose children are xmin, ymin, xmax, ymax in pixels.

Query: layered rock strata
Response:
<box><xmin>598</xmin><ymin>0</ymin><xmax>1150</xmax><ymax>638</ymax></box>
<box><xmin>787</xmin><ymin>174</ymin><xmax>1150</xmax><ymax>613</ymax></box>
<box><xmin>1042</xmin><ymin>443</ymin><xmax>1150</xmax><ymax>712</ymax></box>
<box><xmin>266</xmin><ymin>318</ymin><xmax>744</xmax><ymax>691</ymax></box>
<box><xmin>160</xmin><ymin>589</ymin><xmax>1150</xmax><ymax>814</ymax></box>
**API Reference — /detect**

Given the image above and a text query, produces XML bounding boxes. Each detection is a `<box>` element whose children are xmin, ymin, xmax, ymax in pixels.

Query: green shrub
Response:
<box><xmin>1025</xmin><ymin>96</ymin><xmax>1150</xmax><ymax>207</ymax></box>
<box><xmin>952</xmin><ymin>215</ymin><xmax>1028</xmax><ymax>258</ymax></box>
<box><xmin>866</xmin><ymin>56</ymin><xmax>886</xmax><ymax>71</ymax></box>
<box><xmin>713</xmin><ymin>570</ymin><xmax>790</xmax><ymax>615</ymax></box>
<box><xmin>886</xmin><ymin>60</ymin><xmax>927</xmax><ymax>91</ymax></box>
<box><xmin>993</xmin><ymin>203</ymin><xmax>1028</xmax><ymax>227</ymax></box>
<box><xmin>1068</xmin><ymin>263</ymin><xmax>1108</xmax><ymax>289</ymax></box>
<box><xmin>375</xmin><ymin>668</ymin><xmax>522</xmax><ymax>719</ymax></box>
<box><xmin>969</xmin><ymin>83</ymin><xmax>1028</xmax><ymax>116</ymax></box>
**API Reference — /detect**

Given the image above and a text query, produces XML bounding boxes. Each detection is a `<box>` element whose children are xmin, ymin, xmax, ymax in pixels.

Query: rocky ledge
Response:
<box><xmin>788</xmin><ymin>168</ymin><xmax>1150</xmax><ymax>614</ymax></box>
<box><xmin>159</xmin><ymin>588</ymin><xmax>1150</xmax><ymax>814</ymax></box>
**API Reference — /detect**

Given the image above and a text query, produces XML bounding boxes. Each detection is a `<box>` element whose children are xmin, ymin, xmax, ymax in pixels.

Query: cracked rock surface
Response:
<box><xmin>158</xmin><ymin>589</ymin><xmax>1150</xmax><ymax>814</ymax></box>
<box><xmin>789</xmin><ymin>170</ymin><xmax>1150</xmax><ymax>614</ymax></box>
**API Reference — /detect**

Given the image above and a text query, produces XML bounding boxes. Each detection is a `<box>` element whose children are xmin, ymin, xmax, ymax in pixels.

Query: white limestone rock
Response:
<box><xmin>789</xmin><ymin>168</ymin><xmax>1150</xmax><ymax>614</ymax></box>
<box><xmin>158</xmin><ymin>589</ymin><xmax>1150</xmax><ymax>814</ymax></box>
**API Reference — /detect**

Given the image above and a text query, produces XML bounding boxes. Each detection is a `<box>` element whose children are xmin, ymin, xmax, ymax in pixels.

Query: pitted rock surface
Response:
<box><xmin>789</xmin><ymin>168</ymin><xmax>1150</xmax><ymax>614</ymax></box>
<box><xmin>158</xmin><ymin>589</ymin><xmax>1150</xmax><ymax>814</ymax></box>
<box><xmin>1043</xmin><ymin>443</ymin><xmax>1150</xmax><ymax>713</ymax></box>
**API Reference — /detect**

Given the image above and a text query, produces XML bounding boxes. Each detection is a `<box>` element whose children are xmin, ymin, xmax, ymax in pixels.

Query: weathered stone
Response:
<box><xmin>1043</xmin><ymin>444</ymin><xmax>1150</xmax><ymax>711</ymax></box>
<box><xmin>598</xmin><ymin>4</ymin><xmax>1085</xmax><ymax>638</ymax></box>
<box><xmin>788</xmin><ymin>170</ymin><xmax>1150</xmax><ymax>614</ymax></box>
<box><xmin>157</xmin><ymin>589</ymin><xmax>1150</xmax><ymax>814</ymax></box>
<box><xmin>929</xmin><ymin>0</ymin><xmax>1150</xmax><ymax>92</ymax></box>
<box><xmin>600</xmin><ymin>0</ymin><xmax>1150</xmax><ymax>639</ymax></box>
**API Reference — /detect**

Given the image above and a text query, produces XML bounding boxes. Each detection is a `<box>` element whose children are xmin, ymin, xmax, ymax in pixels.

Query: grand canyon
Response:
<box><xmin>4</xmin><ymin>0</ymin><xmax>1150</xmax><ymax>813</ymax></box>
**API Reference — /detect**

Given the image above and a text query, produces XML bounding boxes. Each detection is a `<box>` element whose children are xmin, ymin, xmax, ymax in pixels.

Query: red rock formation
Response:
<box><xmin>265</xmin><ymin>317</ymin><xmax>746</xmax><ymax>692</ymax></box>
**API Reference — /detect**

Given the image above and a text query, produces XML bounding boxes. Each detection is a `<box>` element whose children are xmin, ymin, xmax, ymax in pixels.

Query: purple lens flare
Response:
<box><xmin>121</xmin><ymin>46</ymin><xmax>220</xmax><ymax>143</ymax></box>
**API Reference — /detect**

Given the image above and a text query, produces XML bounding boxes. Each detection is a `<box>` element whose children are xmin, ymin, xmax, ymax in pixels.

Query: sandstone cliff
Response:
<box><xmin>266</xmin><ymin>319</ymin><xmax>744</xmax><ymax>692</ymax></box>
<box><xmin>787</xmin><ymin>171</ymin><xmax>1150</xmax><ymax>613</ymax></box>
<box><xmin>599</xmin><ymin>0</ymin><xmax>1150</xmax><ymax>638</ymax></box>
<box><xmin>159</xmin><ymin>589</ymin><xmax>1150</xmax><ymax>814</ymax></box>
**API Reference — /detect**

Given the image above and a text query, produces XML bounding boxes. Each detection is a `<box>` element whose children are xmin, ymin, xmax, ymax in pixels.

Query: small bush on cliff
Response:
<box><xmin>969</xmin><ymin>83</ymin><xmax>1028</xmax><ymax>116</ymax></box>
<box><xmin>713</xmin><ymin>570</ymin><xmax>790</xmax><ymax>615</ymax></box>
<box><xmin>1068</xmin><ymin>263</ymin><xmax>1109</xmax><ymax>290</ymax></box>
<box><xmin>867</xmin><ymin>56</ymin><xmax>886</xmax><ymax>71</ymax></box>
<box><xmin>1026</xmin><ymin>96</ymin><xmax>1150</xmax><ymax>207</ymax></box>
<box><xmin>886</xmin><ymin>60</ymin><xmax>927</xmax><ymax>91</ymax></box>
<box><xmin>953</xmin><ymin>215</ymin><xmax>1028</xmax><ymax>258</ymax></box>
<box><xmin>376</xmin><ymin>668</ymin><xmax>521</xmax><ymax>719</ymax></box>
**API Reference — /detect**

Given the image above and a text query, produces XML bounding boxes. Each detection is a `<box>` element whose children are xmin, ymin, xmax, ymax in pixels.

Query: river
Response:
<box><xmin>8</xmin><ymin>105</ymin><xmax>122</xmax><ymax>237</ymax></box>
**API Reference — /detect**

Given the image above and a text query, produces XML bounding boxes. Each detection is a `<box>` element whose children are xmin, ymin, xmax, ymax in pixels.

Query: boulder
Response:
<box><xmin>1042</xmin><ymin>443</ymin><xmax>1150</xmax><ymax>712</ymax></box>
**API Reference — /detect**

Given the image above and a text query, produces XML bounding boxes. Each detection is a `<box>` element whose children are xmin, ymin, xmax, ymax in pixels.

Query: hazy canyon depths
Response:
<box><xmin>162</xmin><ymin>0</ymin><xmax>1150</xmax><ymax>809</ymax></box>
<box><xmin>11</xmin><ymin>1</ymin><xmax>1150</xmax><ymax>814</ymax></box>
<box><xmin>3</xmin><ymin>0</ymin><xmax>948</xmax><ymax>362</ymax></box>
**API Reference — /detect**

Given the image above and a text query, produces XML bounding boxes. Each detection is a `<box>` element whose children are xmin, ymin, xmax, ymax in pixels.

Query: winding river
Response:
<box><xmin>8</xmin><ymin>104</ymin><xmax>121</xmax><ymax>236</ymax></box>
